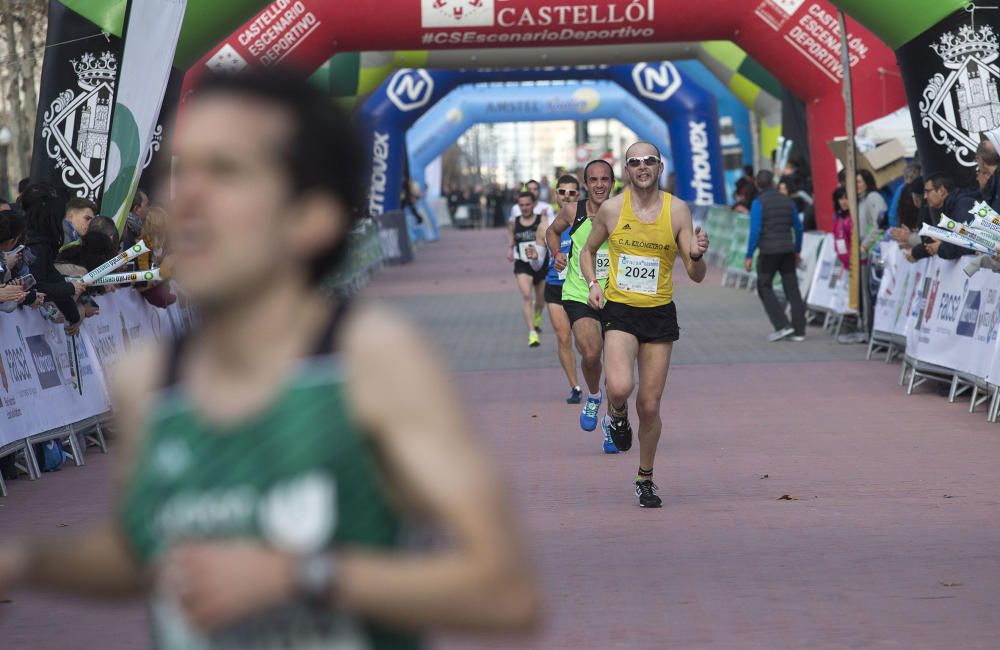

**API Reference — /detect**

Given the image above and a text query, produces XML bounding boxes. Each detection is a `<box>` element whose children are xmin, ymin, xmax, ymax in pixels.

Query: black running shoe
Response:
<box><xmin>566</xmin><ymin>386</ymin><xmax>582</xmax><ymax>404</ymax></box>
<box><xmin>635</xmin><ymin>480</ymin><xmax>662</xmax><ymax>508</ymax></box>
<box><xmin>607</xmin><ymin>408</ymin><xmax>632</xmax><ymax>451</ymax></box>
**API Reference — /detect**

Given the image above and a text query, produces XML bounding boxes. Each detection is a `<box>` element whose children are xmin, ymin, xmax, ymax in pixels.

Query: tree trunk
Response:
<box><xmin>3</xmin><ymin>10</ymin><xmax>26</xmax><ymax>186</ymax></box>
<box><xmin>17</xmin><ymin>10</ymin><xmax>42</xmax><ymax>176</ymax></box>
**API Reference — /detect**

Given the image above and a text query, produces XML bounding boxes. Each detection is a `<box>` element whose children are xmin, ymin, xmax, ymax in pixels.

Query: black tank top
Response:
<box><xmin>513</xmin><ymin>212</ymin><xmax>541</xmax><ymax>246</ymax></box>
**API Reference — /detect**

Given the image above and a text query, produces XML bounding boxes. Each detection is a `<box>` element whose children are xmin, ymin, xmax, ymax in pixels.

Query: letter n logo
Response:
<box><xmin>632</xmin><ymin>62</ymin><xmax>682</xmax><ymax>102</ymax></box>
<box><xmin>387</xmin><ymin>69</ymin><xmax>435</xmax><ymax>112</ymax></box>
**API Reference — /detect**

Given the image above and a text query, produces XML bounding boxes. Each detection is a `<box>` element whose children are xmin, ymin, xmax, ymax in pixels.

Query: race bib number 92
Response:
<box><xmin>580</xmin><ymin>250</ymin><xmax>611</xmax><ymax>280</ymax></box>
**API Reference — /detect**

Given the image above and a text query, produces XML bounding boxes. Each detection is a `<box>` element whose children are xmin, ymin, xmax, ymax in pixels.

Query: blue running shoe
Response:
<box><xmin>579</xmin><ymin>392</ymin><xmax>602</xmax><ymax>431</ymax></box>
<box><xmin>602</xmin><ymin>416</ymin><xmax>618</xmax><ymax>454</ymax></box>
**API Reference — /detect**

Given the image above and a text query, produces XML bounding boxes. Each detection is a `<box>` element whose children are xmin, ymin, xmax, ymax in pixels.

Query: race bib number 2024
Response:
<box><xmin>616</xmin><ymin>254</ymin><xmax>659</xmax><ymax>295</ymax></box>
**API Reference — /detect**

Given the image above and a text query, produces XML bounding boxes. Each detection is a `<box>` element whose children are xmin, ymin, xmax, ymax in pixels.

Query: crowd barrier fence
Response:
<box><xmin>1</xmin><ymin>224</ymin><xmax>385</xmax><ymax>496</ymax></box>
<box><xmin>711</xmin><ymin>211</ymin><xmax>1000</xmax><ymax>423</ymax></box>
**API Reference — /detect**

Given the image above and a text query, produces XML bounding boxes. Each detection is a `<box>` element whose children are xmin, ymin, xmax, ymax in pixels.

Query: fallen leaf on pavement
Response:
<box><xmin>777</xmin><ymin>494</ymin><xmax>799</xmax><ymax>501</ymax></box>
<box><xmin>939</xmin><ymin>581</ymin><xmax>962</xmax><ymax>587</ymax></box>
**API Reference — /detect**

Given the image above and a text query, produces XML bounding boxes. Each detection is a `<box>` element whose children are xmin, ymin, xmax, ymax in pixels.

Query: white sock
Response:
<box><xmin>588</xmin><ymin>389</ymin><xmax>602</xmax><ymax>400</ymax></box>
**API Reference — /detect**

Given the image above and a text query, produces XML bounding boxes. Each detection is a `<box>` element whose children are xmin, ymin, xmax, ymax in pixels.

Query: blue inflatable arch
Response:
<box><xmin>358</xmin><ymin>62</ymin><xmax>727</xmax><ymax>239</ymax></box>
<box><xmin>407</xmin><ymin>81</ymin><xmax>673</xmax><ymax>207</ymax></box>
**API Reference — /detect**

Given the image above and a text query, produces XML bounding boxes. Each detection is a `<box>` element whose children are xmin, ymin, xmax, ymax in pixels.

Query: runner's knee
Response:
<box><xmin>636</xmin><ymin>396</ymin><xmax>661</xmax><ymax>422</ymax></box>
<box><xmin>606</xmin><ymin>375</ymin><xmax>634</xmax><ymax>402</ymax></box>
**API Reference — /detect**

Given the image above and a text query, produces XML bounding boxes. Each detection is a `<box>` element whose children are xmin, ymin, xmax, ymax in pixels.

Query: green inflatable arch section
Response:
<box><xmin>56</xmin><ymin>0</ymin><xmax>268</xmax><ymax>69</ymax></box>
<box><xmin>830</xmin><ymin>0</ymin><xmax>966</xmax><ymax>50</ymax></box>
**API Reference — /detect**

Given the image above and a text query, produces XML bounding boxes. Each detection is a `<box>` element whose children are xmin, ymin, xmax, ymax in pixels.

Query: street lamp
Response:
<box><xmin>0</xmin><ymin>127</ymin><xmax>11</xmax><ymax>201</ymax></box>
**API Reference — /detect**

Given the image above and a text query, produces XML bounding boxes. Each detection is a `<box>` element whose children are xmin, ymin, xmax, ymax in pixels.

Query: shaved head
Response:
<box><xmin>625</xmin><ymin>141</ymin><xmax>661</xmax><ymax>160</ymax></box>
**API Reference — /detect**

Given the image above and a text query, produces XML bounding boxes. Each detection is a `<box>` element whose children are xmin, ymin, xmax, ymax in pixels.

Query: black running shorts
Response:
<box><xmin>563</xmin><ymin>299</ymin><xmax>602</xmax><ymax>326</ymax></box>
<box><xmin>513</xmin><ymin>260</ymin><xmax>547</xmax><ymax>285</ymax></box>
<box><xmin>543</xmin><ymin>283</ymin><xmax>564</xmax><ymax>305</ymax></box>
<box><xmin>601</xmin><ymin>300</ymin><xmax>679</xmax><ymax>343</ymax></box>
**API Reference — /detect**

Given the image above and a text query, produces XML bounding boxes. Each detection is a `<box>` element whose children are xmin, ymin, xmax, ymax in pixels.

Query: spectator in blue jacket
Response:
<box><xmin>745</xmin><ymin>170</ymin><xmax>806</xmax><ymax>342</ymax></box>
<box><xmin>888</xmin><ymin>163</ymin><xmax>922</xmax><ymax>227</ymax></box>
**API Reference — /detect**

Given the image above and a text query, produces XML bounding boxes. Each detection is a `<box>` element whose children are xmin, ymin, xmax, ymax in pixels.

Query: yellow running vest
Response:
<box><xmin>605</xmin><ymin>190</ymin><xmax>677</xmax><ymax>308</ymax></box>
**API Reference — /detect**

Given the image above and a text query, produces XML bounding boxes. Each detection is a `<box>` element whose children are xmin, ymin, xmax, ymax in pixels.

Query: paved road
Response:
<box><xmin>3</xmin><ymin>227</ymin><xmax>1000</xmax><ymax>649</ymax></box>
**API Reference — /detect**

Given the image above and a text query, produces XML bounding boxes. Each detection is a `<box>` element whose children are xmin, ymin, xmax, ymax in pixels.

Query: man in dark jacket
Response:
<box><xmin>745</xmin><ymin>170</ymin><xmax>806</xmax><ymax>342</ymax></box>
<box><xmin>920</xmin><ymin>173</ymin><xmax>979</xmax><ymax>260</ymax></box>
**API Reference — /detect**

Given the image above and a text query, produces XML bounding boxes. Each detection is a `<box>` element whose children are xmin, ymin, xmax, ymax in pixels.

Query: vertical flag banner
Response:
<box><xmin>897</xmin><ymin>8</ymin><xmax>1000</xmax><ymax>185</ymax></box>
<box><xmin>101</xmin><ymin>0</ymin><xmax>188</xmax><ymax>233</ymax></box>
<box><xmin>30</xmin><ymin>1</ymin><xmax>125</xmax><ymax>202</ymax></box>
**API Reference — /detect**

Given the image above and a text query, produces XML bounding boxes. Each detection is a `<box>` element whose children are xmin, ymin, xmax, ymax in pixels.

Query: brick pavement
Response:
<box><xmin>2</xmin><ymin>227</ymin><xmax>999</xmax><ymax>649</ymax></box>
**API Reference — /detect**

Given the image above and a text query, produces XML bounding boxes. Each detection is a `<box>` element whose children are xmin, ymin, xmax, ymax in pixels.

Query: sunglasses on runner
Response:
<box><xmin>626</xmin><ymin>155</ymin><xmax>660</xmax><ymax>168</ymax></box>
<box><xmin>557</xmin><ymin>188</ymin><xmax>578</xmax><ymax>196</ymax></box>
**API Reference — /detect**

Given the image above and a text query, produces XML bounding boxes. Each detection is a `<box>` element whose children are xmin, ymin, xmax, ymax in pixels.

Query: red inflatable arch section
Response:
<box><xmin>186</xmin><ymin>0</ymin><xmax>906</xmax><ymax>230</ymax></box>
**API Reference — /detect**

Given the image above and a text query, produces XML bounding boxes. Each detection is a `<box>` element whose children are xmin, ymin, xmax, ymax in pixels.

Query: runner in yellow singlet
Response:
<box><xmin>580</xmin><ymin>142</ymin><xmax>710</xmax><ymax>508</ymax></box>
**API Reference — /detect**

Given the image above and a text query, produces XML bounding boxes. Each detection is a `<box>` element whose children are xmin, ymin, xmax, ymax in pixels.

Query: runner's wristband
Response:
<box><xmin>588</xmin><ymin>279</ymin><xmax>601</xmax><ymax>289</ymax></box>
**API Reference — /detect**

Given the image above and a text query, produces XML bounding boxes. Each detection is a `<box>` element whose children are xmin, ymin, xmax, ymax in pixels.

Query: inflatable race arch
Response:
<box><xmin>404</xmin><ymin>81</ymin><xmax>675</xmax><ymax>236</ymax></box>
<box><xmin>358</xmin><ymin>63</ymin><xmax>728</xmax><ymax>237</ymax></box>
<box><xmin>48</xmin><ymin>0</ymin><xmax>995</xmax><ymax>229</ymax></box>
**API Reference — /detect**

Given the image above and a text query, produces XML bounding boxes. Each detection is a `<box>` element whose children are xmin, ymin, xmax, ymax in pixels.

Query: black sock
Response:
<box><xmin>610</xmin><ymin>400</ymin><xmax>627</xmax><ymax>417</ymax></box>
<box><xmin>637</xmin><ymin>467</ymin><xmax>653</xmax><ymax>482</ymax></box>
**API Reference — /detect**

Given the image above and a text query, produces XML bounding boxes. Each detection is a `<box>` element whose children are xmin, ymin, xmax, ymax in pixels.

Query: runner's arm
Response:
<box><xmin>581</xmin><ymin>202</ymin><xmax>612</xmax><ymax>287</ymax></box>
<box><xmin>342</xmin><ymin>306</ymin><xmax>542</xmax><ymax>632</ymax></box>
<box><xmin>674</xmin><ymin>198</ymin><xmax>708</xmax><ymax>283</ymax></box>
<box><xmin>506</xmin><ymin>219</ymin><xmax>516</xmax><ymax>261</ymax></box>
<box><xmin>543</xmin><ymin>204</ymin><xmax>572</xmax><ymax>257</ymax></box>
<box><xmin>0</xmin><ymin>345</ymin><xmax>160</xmax><ymax>598</ymax></box>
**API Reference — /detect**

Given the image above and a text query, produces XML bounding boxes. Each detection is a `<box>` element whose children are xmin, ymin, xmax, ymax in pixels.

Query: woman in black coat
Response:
<box><xmin>20</xmin><ymin>184</ymin><xmax>83</xmax><ymax>330</ymax></box>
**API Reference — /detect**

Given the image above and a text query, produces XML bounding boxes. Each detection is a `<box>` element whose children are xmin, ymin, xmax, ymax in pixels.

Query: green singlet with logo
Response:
<box><xmin>561</xmin><ymin>202</ymin><xmax>609</xmax><ymax>304</ymax></box>
<box><xmin>118</xmin><ymin>344</ymin><xmax>420</xmax><ymax>650</ymax></box>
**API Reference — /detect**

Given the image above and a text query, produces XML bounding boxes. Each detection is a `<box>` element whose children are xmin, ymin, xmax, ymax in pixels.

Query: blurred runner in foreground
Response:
<box><xmin>0</xmin><ymin>70</ymin><xmax>540</xmax><ymax>649</ymax></box>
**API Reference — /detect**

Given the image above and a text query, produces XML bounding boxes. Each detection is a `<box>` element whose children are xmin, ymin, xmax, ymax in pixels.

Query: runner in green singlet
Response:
<box><xmin>0</xmin><ymin>71</ymin><xmax>540</xmax><ymax>647</ymax></box>
<box><xmin>545</xmin><ymin>160</ymin><xmax>617</xmax><ymax>452</ymax></box>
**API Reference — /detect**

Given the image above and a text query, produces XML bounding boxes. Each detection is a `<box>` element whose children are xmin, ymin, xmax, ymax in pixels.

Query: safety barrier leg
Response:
<box><xmin>19</xmin><ymin>439</ymin><xmax>40</xmax><ymax>480</ymax></box>
<box><xmin>898</xmin><ymin>358</ymin><xmax>909</xmax><ymax>386</ymax></box>
<box><xmin>0</xmin><ymin>471</ymin><xmax>5</xmax><ymax>497</ymax></box>
<box><xmin>948</xmin><ymin>376</ymin><xmax>960</xmax><ymax>403</ymax></box>
<box><xmin>65</xmin><ymin>427</ymin><xmax>85</xmax><ymax>467</ymax></box>
<box><xmin>88</xmin><ymin>419</ymin><xmax>109</xmax><ymax>454</ymax></box>
<box><xmin>989</xmin><ymin>386</ymin><xmax>1000</xmax><ymax>422</ymax></box>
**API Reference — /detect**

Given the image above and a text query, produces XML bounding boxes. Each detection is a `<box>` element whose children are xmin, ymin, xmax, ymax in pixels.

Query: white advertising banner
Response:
<box><xmin>86</xmin><ymin>289</ymin><xmax>178</xmax><ymax>374</ymax></box>
<box><xmin>0</xmin><ymin>307</ymin><xmax>111</xmax><ymax>447</ymax></box>
<box><xmin>873</xmin><ymin>241</ymin><xmax>926</xmax><ymax>339</ymax></box>
<box><xmin>806</xmin><ymin>234</ymin><xmax>851</xmax><ymax>314</ymax></box>
<box><xmin>797</xmin><ymin>231</ymin><xmax>826</xmax><ymax>299</ymax></box>
<box><xmin>903</xmin><ymin>255</ymin><xmax>1000</xmax><ymax>378</ymax></box>
<box><xmin>0</xmin><ymin>287</ymin><xmax>189</xmax><ymax>448</ymax></box>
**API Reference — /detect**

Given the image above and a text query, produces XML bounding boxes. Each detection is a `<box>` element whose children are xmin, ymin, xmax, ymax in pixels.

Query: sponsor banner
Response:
<box><xmin>902</xmin><ymin>254</ymin><xmax>1000</xmax><ymax>378</ymax></box>
<box><xmin>0</xmin><ymin>288</ymin><xmax>194</xmax><ymax>448</ymax></box>
<box><xmin>0</xmin><ymin>307</ymin><xmax>110</xmax><ymax>447</ymax></box>
<box><xmin>897</xmin><ymin>8</ymin><xmax>995</xmax><ymax>184</ymax></box>
<box><xmin>796</xmin><ymin>231</ymin><xmax>825</xmax><ymax>299</ymax></box>
<box><xmin>87</xmin><ymin>289</ymin><xmax>176</xmax><ymax>374</ymax></box>
<box><xmin>29</xmin><ymin>1</ymin><xmax>125</xmax><ymax>202</ymax></box>
<box><xmin>100</xmin><ymin>0</ymin><xmax>187</xmax><ymax>234</ymax></box>
<box><xmin>872</xmin><ymin>241</ymin><xmax>922</xmax><ymax>339</ymax></box>
<box><xmin>805</xmin><ymin>233</ymin><xmax>850</xmax><ymax>314</ymax></box>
